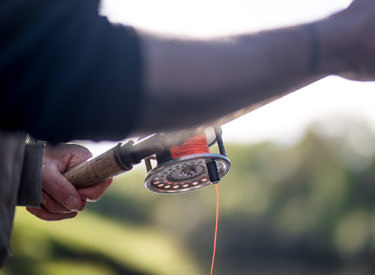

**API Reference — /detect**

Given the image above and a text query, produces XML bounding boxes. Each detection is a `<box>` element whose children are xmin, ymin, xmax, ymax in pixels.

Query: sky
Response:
<box><xmin>85</xmin><ymin>0</ymin><xmax>375</xmax><ymax>155</ymax></box>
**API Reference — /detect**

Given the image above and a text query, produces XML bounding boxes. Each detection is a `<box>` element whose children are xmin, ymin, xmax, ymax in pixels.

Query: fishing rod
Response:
<box><xmin>63</xmin><ymin>92</ymin><xmax>286</xmax><ymax>193</ymax></box>
<box><xmin>64</xmin><ymin>126</ymin><xmax>231</xmax><ymax>193</ymax></box>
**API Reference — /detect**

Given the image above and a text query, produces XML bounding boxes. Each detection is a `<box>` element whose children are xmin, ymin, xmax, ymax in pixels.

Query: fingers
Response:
<box><xmin>27</xmin><ymin>191</ymin><xmax>87</xmax><ymax>221</ymax></box>
<box><xmin>42</xmin><ymin>164</ymin><xmax>82</xmax><ymax>211</ymax></box>
<box><xmin>33</xmin><ymin>143</ymin><xmax>112</xmax><ymax>222</ymax></box>
<box><xmin>78</xmin><ymin>178</ymin><xmax>113</xmax><ymax>202</ymax></box>
<box><xmin>41</xmin><ymin>191</ymin><xmax>71</xmax><ymax>213</ymax></box>
<box><xmin>41</xmin><ymin>191</ymin><xmax>87</xmax><ymax>213</ymax></box>
<box><xmin>44</xmin><ymin>144</ymin><xmax>92</xmax><ymax>173</ymax></box>
<box><xmin>27</xmin><ymin>206</ymin><xmax>78</xmax><ymax>221</ymax></box>
<box><xmin>65</xmin><ymin>146</ymin><xmax>92</xmax><ymax>171</ymax></box>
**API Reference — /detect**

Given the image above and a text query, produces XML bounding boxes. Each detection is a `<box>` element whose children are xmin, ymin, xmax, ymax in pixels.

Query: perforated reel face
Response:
<box><xmin>144</xmin><ymin>153</ymin><xmax>231</xmax><ymax>193</ymax></box>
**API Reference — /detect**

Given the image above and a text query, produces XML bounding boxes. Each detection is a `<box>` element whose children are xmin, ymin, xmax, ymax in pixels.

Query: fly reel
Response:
<box><xmin>144</xmin><ymin>128</ymin><xmax>231</xmax><ymax>193</ymax></box>
<box><xmin>64</xmin><ymin>127</ymin><xmax>230</xmax><ymax>194</ymax></box>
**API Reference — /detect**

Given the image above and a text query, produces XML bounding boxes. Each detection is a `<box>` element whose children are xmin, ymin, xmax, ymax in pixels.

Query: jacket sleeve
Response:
<box><xmin>0</xmin><ymin>132</ymin><xmax>27</xmax><ymax>267</ymax></box>
<box><xmin>0</xmin><ymin>0</ymin><xmax>142</xmax><ymax>143</ymax></box>
<box><xmin>17</xmin><ymin>141</ymin><xmax>44</xmax><ymax>207</ymax></box>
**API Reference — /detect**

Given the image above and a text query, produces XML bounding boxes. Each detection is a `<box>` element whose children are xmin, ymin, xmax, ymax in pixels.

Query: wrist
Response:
<box><xmin>315</xmin><ymin>12</ymin><xmax>360</xmax><ymax>76</ymax></box>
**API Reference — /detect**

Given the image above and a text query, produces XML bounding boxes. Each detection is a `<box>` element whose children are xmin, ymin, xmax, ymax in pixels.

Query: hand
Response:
<box><xmin>318</xmin><ymin>0</ymin><xmax>375</xmax><ymax>80</ymax></box>
<box><xmin>27</xmin><ymin>144</ymin><xmax>113</xmax><ymax>221</ymax></box>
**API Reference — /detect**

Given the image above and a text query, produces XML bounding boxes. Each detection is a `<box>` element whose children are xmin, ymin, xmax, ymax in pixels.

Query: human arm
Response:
<box><xmin>27</xmin><ymin>144</ymin><xmax>112</xmax><ymax>221</ymax></box>
<box><xmin>136</xmin><ymin>26</ymin><xmax>318</xmax><ymax>133</ymax></box>
<box><xmin>1</xmin><ymin>0</ymin><xmax>374</xmax><ymax>142</ymax></box>
<box><xmin>133</xmin><ymin>0</ymin><xmax>375</xmax><ymax>134</ymax></box>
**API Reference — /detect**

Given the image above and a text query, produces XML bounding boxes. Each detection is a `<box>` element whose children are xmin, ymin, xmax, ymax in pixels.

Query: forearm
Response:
<box><xmin>134</xmin><ymin>11</ymin><xmax>358</xmax><ymax>134</ymax></box>
<box><xmin>136</xmin><ymin>26</ymin><xmax>322</xmax><ymax>133</ymax></box>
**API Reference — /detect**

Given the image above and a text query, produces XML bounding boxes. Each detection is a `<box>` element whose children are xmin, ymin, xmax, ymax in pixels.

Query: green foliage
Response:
<box><xmin>5</xmin><ymin>120</ymin><xmax>375</xmax><ymax>274</ymax></box>
<box><xmin>8</xmin><ymin>210</ymin><xmax>198</xmax><ymax>275</ymax></box>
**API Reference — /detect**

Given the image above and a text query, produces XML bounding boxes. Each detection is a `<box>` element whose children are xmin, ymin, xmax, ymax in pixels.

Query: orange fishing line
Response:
<box><xmin>170</xmin><ymin>134</ymin><xmax>209</xmax><ymax>159</ymax></box>
<box><xmin>210</xmin><ymin>184</ymin><xmax>219</xmax><ymax>275</ymax></box>
<box><xmin>169</xmin><ymin>133</ymin><xmax>219</xmax><ymax>275</ymax></box>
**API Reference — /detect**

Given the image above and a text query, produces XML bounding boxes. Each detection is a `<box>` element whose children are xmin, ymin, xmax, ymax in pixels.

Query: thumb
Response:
<box><xmin>43</xmin><ymin>164</ymin><xmax>82</xmax><ymax>211</ymax></box>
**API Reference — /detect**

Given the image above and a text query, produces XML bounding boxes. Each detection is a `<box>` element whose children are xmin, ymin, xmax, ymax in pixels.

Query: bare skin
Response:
<box><xmin>135</xmin><ymin>0</ymin><xmax>375</xmax><ymax>134</ymax></box>
<box><xmin>27</xmin><ymin>144</ymin><xmax>112</xmax><ymax>221</ymax></box>
<box><xmin>318</xmin><ymin>0</ymin><xmax>375</xmax><ymax>80</ymax></box>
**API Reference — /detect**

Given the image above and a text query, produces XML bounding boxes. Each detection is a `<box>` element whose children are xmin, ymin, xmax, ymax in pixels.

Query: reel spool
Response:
<box><xmin>64</xmin><ymin>127</ymin><xmax>230</xmax><ymax>194</ymax></box>
<box><xmin>144</xmin><ymin>128</ymin><xmax>231</xmax><ymax>193</ymax></box>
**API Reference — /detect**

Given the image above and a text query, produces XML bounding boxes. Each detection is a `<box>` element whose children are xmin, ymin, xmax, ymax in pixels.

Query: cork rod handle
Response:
<box><xmin>63</xmin><ymin>144</ymin><xmax>132</xmax><ymax>188</ymax></box>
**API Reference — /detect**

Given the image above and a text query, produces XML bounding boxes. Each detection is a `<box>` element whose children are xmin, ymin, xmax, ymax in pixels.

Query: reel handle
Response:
<box><xmin>63</xmin><ymin>144</ymin><xmax>133</xmax><ymax>188</ymax></box>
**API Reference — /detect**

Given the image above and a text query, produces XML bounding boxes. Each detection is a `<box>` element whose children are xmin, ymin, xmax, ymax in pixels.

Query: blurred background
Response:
<box><xmin>3</xmin><ymin>0</ymin><xmax>375</xmax><ymax>274</ymax></box>
<box><xmin>4</xmin><ymin>119</ymin><xmax>375</xmax><ymax>275</ymax></box>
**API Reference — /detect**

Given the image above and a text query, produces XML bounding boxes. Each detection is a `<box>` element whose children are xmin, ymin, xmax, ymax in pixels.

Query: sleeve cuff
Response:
<box><xmin>17</xmin><ymin>141</ymin><xmax>45</xmax><ymax>206</ymax></box>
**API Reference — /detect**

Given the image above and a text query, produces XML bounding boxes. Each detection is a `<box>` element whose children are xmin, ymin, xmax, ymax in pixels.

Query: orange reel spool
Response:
<box><xmin>144</xmin><ymin>128</ymin><xmax>231</xmax><ymax>193</ymax></box>
<box><xmin>170</xmin><ymin>134</ymin><xmax>210</xmax><ymax>159</ymax></box>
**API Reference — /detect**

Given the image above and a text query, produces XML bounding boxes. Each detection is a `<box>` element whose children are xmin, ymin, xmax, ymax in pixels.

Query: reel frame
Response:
<box><xmin>144</xmin><ymin>127</ymin><xmax>231</xmax><ymax>194</ymax></box>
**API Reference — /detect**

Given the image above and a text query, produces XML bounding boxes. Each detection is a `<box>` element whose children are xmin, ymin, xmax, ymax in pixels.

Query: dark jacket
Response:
<box><xmin>0</xmin><ymin>131</ymin><xmax>43</xmax><ymax>267</ymax></box>
<box><xmin>0</xmin><ymin>0</ymin><xmax>142</xmax><ymax>144</ymax></box>
<box><xmin>0</xmin><ymin>0</ymin><xmax>142</xmax><ymax>265</ymax></box>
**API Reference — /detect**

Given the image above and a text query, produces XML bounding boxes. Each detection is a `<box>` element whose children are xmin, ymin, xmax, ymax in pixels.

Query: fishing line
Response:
<box><xmin>169</xmin><ymin>134</ymin><xmax>209</xmax><ymax>159</ymax></box>
<box><xmin>210</xmin><ymin>184</ymin><xmax>219</xmax><ymax>275</ymax></box>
